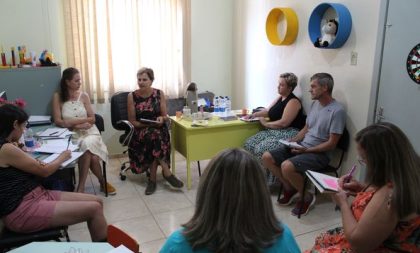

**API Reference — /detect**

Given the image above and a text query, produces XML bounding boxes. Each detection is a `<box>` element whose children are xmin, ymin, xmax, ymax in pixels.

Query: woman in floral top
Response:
<box><xmin>127</xmin><ymin>67</ymin><xmax>183</xmax><ymax>195</ymax></box>
<box><xmin>306</xmin><ymin>122</ymin><xmax>420</xmax><ymax>252</ymax></box>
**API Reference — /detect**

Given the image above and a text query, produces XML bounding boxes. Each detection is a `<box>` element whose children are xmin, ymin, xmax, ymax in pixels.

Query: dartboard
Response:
<box><xmin>406</xmin><ymin>43</ymin><xmax>420</xmax><ymax>84</ymax></box>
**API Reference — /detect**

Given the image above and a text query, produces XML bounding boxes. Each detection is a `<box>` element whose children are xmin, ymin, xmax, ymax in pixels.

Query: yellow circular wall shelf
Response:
<box><xmin>266</xmin><ymin>8</ymin><xmax>299</xmax><ymax>46</ymax></box>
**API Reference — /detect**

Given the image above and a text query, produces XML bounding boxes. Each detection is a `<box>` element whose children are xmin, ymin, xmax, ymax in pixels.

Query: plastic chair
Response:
<box><xmin>0</xmin><ymin>224</ymin><xmax>70</xmax><ymax>252</ymax></box>
<box><xmin>107</xmin><ymin>225</ymin><xmax>139</xmax><ymax>253</ymax></box>
<box><xmin>278</xmin><ymin>127</ymin><xmax>350</xmax><ymax>218</ymax></box>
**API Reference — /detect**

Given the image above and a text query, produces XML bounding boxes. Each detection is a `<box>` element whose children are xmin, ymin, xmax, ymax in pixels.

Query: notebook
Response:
<box><xmin>305</xmin><ymin>170</ymin><xmax>339</xmax><ymax>193</ymax></box>
<box><xmin>279</xmin><ymin>139</ymin><xmax>304</xmax><ymax>149</ymax></box>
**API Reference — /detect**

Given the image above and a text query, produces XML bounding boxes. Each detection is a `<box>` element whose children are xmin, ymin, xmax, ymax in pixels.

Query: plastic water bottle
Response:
<box><xmin>225</xmin><ymin>96</ymin><xmax>231</xmax><ymax>115</ymax></box>
<box><xmin>219</xmin><ymin>96</ymin><xmax>226</xmax><ymax>116</ymax></box>
<box><xmin>213</xmin><ymin>96</ymin><xmax>220</xmax><ymax>116</ymax></box>
<box><xmin>24</xmin><ymin>127</ymin><xmax>35</xmax><ymax>148</ymax></box>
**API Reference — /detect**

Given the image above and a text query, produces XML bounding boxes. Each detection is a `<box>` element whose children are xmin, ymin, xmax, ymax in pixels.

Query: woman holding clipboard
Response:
<box><xmin>127</xmin><ymin>67</ymin><xmax>183</xmax><ymax>195</ymax></box>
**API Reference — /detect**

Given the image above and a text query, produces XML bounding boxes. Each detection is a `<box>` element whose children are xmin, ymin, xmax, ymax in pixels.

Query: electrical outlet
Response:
<box><xmin>351</xmin><ymin>51</ymin><xmax>358</xmax><ymax>66</ymax></box>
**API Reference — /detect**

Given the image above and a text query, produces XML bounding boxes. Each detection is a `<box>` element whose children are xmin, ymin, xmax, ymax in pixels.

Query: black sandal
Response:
<box><xmin>145</xmin><ymin>180</ymin><xmax>157</xmax><ymax>195</ymax></box>
<box><xmin>163</xmin><ymin>174</ymin><xmax>184</xmax><ymax>188</ymax></box>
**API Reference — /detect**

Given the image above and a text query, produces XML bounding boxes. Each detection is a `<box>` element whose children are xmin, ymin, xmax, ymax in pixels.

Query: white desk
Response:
<box><xmin>9</xmin><ymin>242</ymin><xmax>114</xmax><ymax>253</ymax></box>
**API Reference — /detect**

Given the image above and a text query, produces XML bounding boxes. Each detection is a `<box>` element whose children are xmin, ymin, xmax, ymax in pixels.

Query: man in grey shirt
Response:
<box><xmin>262</xmin><ymin>73</ymin><xmax>346</xmax><ymax>216</ymax></box>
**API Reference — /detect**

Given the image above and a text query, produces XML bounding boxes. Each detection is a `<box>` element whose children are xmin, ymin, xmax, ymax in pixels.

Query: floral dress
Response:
<box><xmin>128</xmin><ymin>88</ymin><xmax>170</xmax><ymax>173</ymax></box>
<box><xmin>306</xmin><ymin>190</ymin><xmax>420</xmax><ymax>253</ymax></box>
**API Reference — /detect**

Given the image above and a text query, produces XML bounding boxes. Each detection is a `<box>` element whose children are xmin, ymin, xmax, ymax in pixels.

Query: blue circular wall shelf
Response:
<box><xmin>308</xmin><ymin>3</ymin><xmax>352</xmax><ymax>49</ymax></box>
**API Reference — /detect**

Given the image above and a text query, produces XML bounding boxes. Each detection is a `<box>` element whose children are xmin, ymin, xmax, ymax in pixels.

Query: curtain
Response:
<box><xmin>63</xmin><ymin>0</ymin><xmax>191</xmax><ymax>103</ymax></box>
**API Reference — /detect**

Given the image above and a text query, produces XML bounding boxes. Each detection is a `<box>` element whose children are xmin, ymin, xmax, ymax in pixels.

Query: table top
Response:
<box><xmin>170</xmin><ymin>115</ymin><xmax>259</xmax><ymax>130</ymax></box>
<box><xmin>9</xmin><ymin>242</ymin><xmax>114</xmax><ymax>253</ymax></box>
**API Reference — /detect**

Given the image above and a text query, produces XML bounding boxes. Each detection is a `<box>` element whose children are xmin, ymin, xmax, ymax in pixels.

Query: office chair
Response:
<box><xmin>0</xmin><ymin>224</ymin><xmax>70</xmax><ymax>252</ymax></box>
<box><xmin>107</xmin><ymin>225</ymin><xmax>140</xmax><ymax>253</ymax></box>
<box><xmin>110</xmin><ymin>92</ymin><xmax>138</xmax><ymax>181</ymax></box>
<box><xmin>278</xmin><ymin>127</ymin><xmax>350</xmax><ymax>218</ymax></box>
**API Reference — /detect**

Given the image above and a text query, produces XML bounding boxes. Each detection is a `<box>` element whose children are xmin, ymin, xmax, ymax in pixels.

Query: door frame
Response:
<box><xmin>369</xmin><ymin>0</ymin><xmax>390</xmax><ymax>124</ymax></box>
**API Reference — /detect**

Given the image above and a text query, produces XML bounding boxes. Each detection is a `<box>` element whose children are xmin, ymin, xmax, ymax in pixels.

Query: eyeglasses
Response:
<box><xmin>358</xmin><ymin>156</ymin><xmax>366</xmax><ymax>166</ymax></box>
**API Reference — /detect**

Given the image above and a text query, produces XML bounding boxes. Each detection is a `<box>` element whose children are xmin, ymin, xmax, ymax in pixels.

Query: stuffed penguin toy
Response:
<box><xmin>314</xmin><ymin>19</ymin><xmax>338</xmax><ymax>47</ymax></box>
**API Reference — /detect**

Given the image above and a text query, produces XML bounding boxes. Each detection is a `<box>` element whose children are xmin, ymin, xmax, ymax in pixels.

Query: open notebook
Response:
<box><xmin>305</xmin><ymin>170</ymin><xmax>339</xmax><ymax>193</ymax></box>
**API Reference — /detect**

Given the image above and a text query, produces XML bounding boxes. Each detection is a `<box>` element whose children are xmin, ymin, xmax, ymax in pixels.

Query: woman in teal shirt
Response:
<box><xmin>160</xmin><ymin>148</ymin><xmax>300</xmax><ymax>253</ymax></box>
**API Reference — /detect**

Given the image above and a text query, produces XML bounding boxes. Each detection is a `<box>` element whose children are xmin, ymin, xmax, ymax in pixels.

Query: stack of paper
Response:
<box><xmin>34</xmin><ymin>139</ymin><xmax>79</xmax><ymax>153</ymax></box>
<box><xmin>239</xmin><ymin>116</ymin><xmax>259</xmax><ymax>122</ymax></box>
<box><xmin>28</xmin><ymin>115</ymin><xmax>51</xmax><ymax>126</ymax></box>
<box><xmin>305</xmin><ymin>170</ymin><xmax>339</xmax><ymax>193</ymax></box>
<box><xmin>42</xmin><ymin>151</ymin><xmax>84</xmax><ymax>168</ymax></box>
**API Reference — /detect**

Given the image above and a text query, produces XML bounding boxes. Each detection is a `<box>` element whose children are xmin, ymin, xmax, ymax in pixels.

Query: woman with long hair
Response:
<box><xmin>0</xmin><ymin>104</ymin><xmax>107</xmax><ymax>241</ymax></box>
<box><xmin>52</xmin><ymin>67</ymin><xmax>116</xmax><ymax>194</ymax></box>
<box><xmin>160</xmin><ymin>148</ymin><xmax>300</xmax><ymax>253</ymax></box>
<box><xmin>307</xmin><ymin>122</ymin><xmax>420</xmax><ymax>252</ymax></box>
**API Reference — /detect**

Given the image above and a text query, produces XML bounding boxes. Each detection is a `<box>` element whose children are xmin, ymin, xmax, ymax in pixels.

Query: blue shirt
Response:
<box><xmin>160</xmin><ymin>223</ymin><xmax>301</xmax><ymax>253</ymax></box>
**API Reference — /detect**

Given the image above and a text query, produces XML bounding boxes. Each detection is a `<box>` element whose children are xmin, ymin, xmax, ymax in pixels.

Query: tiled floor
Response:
<box><xmin>68</xmin><ymin>153</ymin><xmax>342</xmax><ymax>252</ymax></box>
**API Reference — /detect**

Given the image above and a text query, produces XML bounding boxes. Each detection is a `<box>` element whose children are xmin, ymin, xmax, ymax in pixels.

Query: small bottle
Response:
<box><xmin>225</xmin><ymin>96</ymin><xmax>231</xmax><ymax>115</ymax></box>
<box><xmin>182</xmin><ymin>105</ymin><xmax>191</xmax><ymax>117</ymax></box>
<box><xmin>24</xmin><ymin>128</ymin><xmax>35</xmax><ymax>148</ymax></box>
<box><xmin>213</xmin><ymin>96</ymin><xmax>219</xmax><ymax>115</ymax></box>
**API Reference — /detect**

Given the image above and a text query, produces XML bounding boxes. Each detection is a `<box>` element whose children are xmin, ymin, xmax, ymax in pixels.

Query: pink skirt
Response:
<box><xmin>3</xmin><ymin>186</ymin><xmax>61</xmax><ymax>233</ymax></box>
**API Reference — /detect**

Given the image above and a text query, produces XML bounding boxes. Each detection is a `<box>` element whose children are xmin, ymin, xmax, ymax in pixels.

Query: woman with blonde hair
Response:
<box><xmin>244</xmin><ymin>72</ymin><xmax>305</xmax><ymax>186</ymax></box>
<box><xmin>161</xmin><ymin>148</ymin><xmax>300</xmax><ymax>253</ymax></box>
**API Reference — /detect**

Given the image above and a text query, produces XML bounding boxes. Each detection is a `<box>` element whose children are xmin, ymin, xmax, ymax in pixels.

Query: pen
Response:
<box><xmin>66</xmin><ymin>136</ymin><xmax>71</xmax><ymax>150</ymax></box>
<box><xmin>335</xmin><ymin>165</ymin><xmax>357</xmax><ymax>211</ymax></box>
<box><xmin>49</xmin><ymin>131</ymin><xmax>59</xmax><ymax>136</ymax></box>
<box><xmin>344</xmin><ymin>165</ymin><xmax>357</xmax><ymax>183</ymax></box>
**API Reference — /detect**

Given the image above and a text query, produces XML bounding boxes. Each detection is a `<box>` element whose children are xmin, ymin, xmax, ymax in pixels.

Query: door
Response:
<box><xmin>375</xmin><ymin>0</ymin><xmax>420</xmax><ymax>152</ymax></box>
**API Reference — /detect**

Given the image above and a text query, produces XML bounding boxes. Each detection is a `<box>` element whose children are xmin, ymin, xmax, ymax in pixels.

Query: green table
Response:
<box><xmin>170</xmin><ymin>116</ymin><xmax>262</xmax><ymax>189</ymax></box>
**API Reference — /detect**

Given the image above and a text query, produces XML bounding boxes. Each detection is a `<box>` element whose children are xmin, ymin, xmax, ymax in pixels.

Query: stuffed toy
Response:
<box><xmin>314</xmin><ymin>19</ymin><xmax>338</xmax><ymax>47</ymax></box>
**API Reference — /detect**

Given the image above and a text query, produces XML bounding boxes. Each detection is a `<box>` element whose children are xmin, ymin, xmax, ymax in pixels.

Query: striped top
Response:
<box><xmin>0</xmin><ymin>143</ymin><xmax>39</xmax><ymax>216</ymax></box>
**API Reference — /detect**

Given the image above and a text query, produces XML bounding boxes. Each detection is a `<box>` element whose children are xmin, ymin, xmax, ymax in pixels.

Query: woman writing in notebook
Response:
<box><xmin>127</xmin><ymin>67</ymin><xmax>183</xmax><ymax>195</ymax></box>
<box><xmin>52</xmin><ymin>67</ymin><xmax>116</xmax><ymax>195</ymax></box>
<box><xmin>0</xmin><ymin>104</ymin><xmax>108</xmax><ymax>241</ymax></box>
<box><xmin>243</xmin><ymin>72</ymin><xmax>305</xmax><ymax>186</ymax></box>
<box><xmin>307</xmin><ymin>122</ymin><xmax>420</xmax><ymax>252</ymax></box>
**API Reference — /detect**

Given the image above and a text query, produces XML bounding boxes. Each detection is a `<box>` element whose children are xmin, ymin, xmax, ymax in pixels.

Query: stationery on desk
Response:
<box><xmin>37</xmin><ymin>127</ymin><xmax>70</xmax><ymax>138</ymax></box>
<box><xmin>305</xmin><ymin>170</ymin><xmax>339</xmax><ymax>193</ymax></box>
<box><xmin>279</xmin><ymin>139</ymin><xmax>304</xmax><ymax>149</ymax></box>
<box><xmin>42</xmin><ymin>151</ymin><xmax>84</xmax><ymax>168</ymax></box>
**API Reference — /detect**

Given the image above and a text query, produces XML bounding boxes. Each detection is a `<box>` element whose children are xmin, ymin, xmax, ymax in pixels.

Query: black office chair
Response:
<box><xmin>94</xmin><ymin>113</ymin><xmax>110</xmax><ymax>197</ymax></box>
<box><xmin>0</xmin><ymin>225</ymin><xmax>70</xmax><ymax>252</ymax></box>
<box><xmin>278</xmin><ymin>127</ymin><xmax>350</xmax><ymax>218</ymax></box>
<box><xmin>110</xmin><ymin>92</ymin><xmax>138</xmax><ymax>181</ymax></box>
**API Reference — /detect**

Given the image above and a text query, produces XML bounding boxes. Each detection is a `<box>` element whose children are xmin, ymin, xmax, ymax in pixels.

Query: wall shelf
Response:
<box><xmin>308</xmin><ymin>3</ymin><xmax>352</xmax><ymax>49</ymax></box>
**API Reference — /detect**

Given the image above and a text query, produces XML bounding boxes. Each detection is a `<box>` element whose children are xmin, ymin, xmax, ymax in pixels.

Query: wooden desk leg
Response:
<box><xmin>186</xmin><ymin>158</ymin><xmax>191</xmax><ymax>190</ymax></box>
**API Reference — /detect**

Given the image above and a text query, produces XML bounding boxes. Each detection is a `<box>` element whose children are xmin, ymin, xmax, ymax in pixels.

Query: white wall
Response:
<box><xmin>232</xmin><ymin>0</ymin><xmax>385</xmax><ymax>172</ymax></box>
<box><xmin>191</xmin><ymin>0</ymin><xmax>233</xmax><ymax>97</ymax></box>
